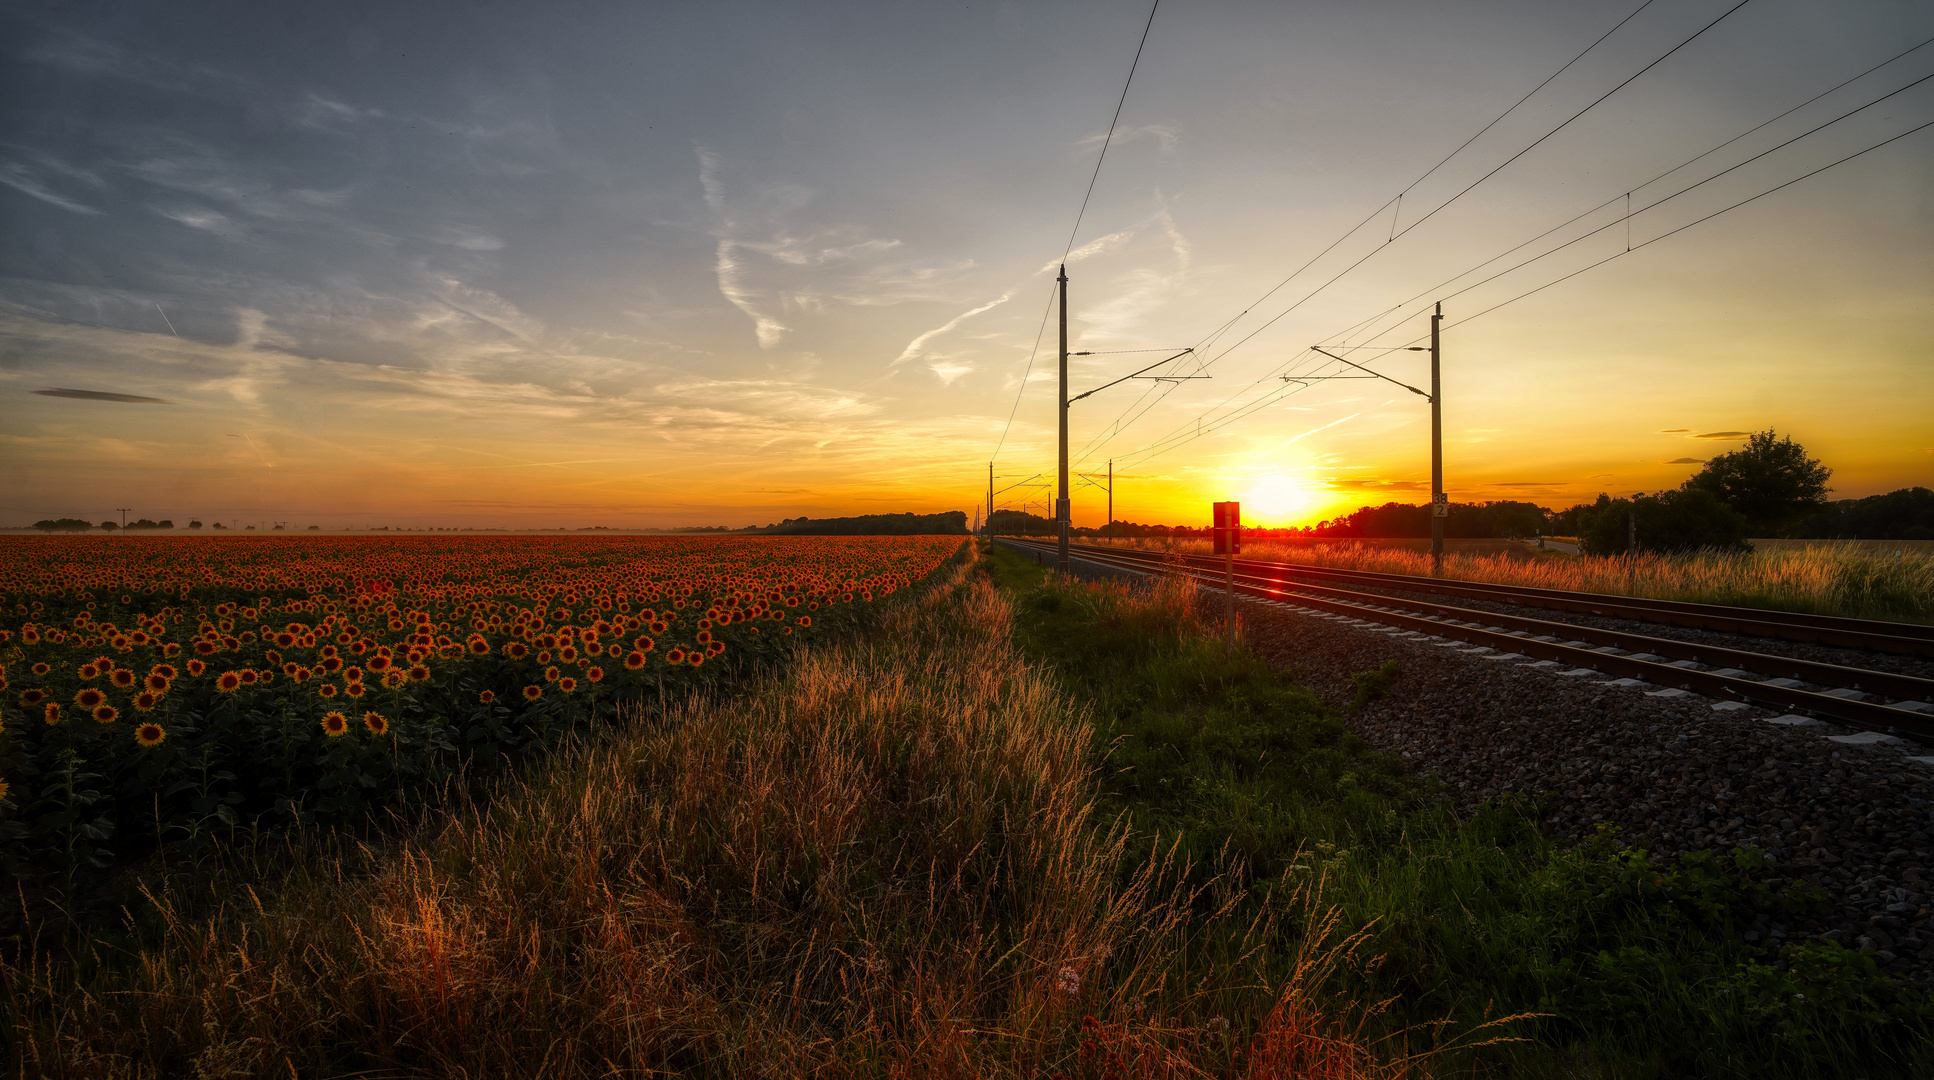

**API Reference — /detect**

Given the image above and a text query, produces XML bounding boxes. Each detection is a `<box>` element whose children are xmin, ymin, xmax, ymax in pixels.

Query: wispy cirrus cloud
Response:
<box><xmin>0</xmin><ymin>162</ymin><xmax>102</xmax><ymax>215</ymax></box>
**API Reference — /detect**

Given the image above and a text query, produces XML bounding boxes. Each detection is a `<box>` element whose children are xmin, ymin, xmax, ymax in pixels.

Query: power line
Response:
<box><xmin>991</xmin><ymin>0</ymin><xmax>1162</xmax><ymax>466</ymax></box>
<box><xmin>1313</xmin><ymin>36</ymin><xmax>1934</xmax><ymax>356</ymax></box>
<box><xmin>1106</xmin><ymin>112</ymin><xmax>1934</xmax><ymax>470</ymax></box>
<box><xmin>1065</xmin><ymin>0</ymin><xmax>1163</xmax><ymax>259</ymax></box>
<box><xmin>1082</xmin><ymin>29</ymin><xmax>1931</xmax><ymax>471</ymax></box>
<box><xmin>1069</xmin><ymin>0</ymin><xmax>1681</xmax><ymax>465</ymax></box>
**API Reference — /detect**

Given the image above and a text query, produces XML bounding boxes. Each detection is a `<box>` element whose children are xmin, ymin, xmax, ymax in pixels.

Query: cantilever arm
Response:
<box><xmin>1068</xmin><ymin>348</ymin><xmax>1195</xmax><ymax>404</ymax></box>
<box><xmin>1309</xmin><ymin>347</ymin><xmax>1432</xmax><ymax>401</ymax></box>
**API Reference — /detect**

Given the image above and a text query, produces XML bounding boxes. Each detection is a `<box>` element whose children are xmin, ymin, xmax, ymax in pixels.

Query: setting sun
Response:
<box><xmin>1242</xmin><ymin>474</ymin><xmax>1315</xmax><ymax>527</ymax></box>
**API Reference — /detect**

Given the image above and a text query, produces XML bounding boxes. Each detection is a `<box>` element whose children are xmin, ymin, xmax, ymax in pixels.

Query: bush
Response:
<box><xmin>1580</xmin><ymin>487</ymin><xmax>1749</xmax><ymax>556</ymax></box>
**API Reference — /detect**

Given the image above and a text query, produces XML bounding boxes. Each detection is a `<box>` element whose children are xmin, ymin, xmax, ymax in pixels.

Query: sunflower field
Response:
<box><xmin>0</xmin><ymin>534</ymin><xmax>962</xmax><ymax>885</ymax></box>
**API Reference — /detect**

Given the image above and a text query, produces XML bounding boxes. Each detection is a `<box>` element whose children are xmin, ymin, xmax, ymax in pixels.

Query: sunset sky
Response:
<box><xmin>2</xmin><ymin>0</ymin><xmax>1930</xmax><ymax>530</ymax></box>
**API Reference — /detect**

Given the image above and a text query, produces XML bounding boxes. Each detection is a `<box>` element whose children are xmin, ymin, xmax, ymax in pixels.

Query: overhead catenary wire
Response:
<box><xmin>1069</xmin><ymin>0</ymin><xmax>1690</xmax><ymax>465</ymax></box>
<box><xmin>1084</xmin><ymin>33</ymin><xmax>1934</xmax><ymax>472</ymax></box>
<box><xmin>991</xmin><ymin>0</ymin><xmax>1161</xmax><ymax>466</ymax></box>
<box><xmin>1104</xmin><ymin>111</ymin><xmax>1934</xmax><ymax>471</ymax></box>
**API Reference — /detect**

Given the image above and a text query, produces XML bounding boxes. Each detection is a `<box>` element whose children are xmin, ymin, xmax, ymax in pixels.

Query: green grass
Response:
<box><xmin>983</xmin><ymin>541</ymin><xmax>1934</xmax><ymax>1078</ymax></box>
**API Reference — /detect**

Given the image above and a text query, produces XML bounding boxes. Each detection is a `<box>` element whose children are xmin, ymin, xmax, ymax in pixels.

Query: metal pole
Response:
<box><xmin>987</xmin><ymin>462</ymin><xmax>993</xmax><ymax>537</ymax></box>
<box><xmin>1107</xmin><ymin>459</ymin><xmax>1113</xmax><ymax>544</ymax></box>
<box><xmin>1225</xmin><ymin>551</ymin><xmax>1235</xmax><ymax>646</ymax></box>
<box><xmin>1429</xmin><ymin>301</ymin><xmax>1443</xmax><ymax>576</ymax></box>
<box><xmin>1056</xmin><ymin>264</ymin><xmax>1070</xmax><ymax>575</ymax></box>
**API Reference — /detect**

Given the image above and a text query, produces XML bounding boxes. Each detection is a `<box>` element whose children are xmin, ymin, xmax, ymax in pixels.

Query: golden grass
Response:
<box><xmin>1093</xmin><ymin>536</ymin><xmax>1934</xmax><ymax>623</ymax></box>
<box><xmin>8</xmin><ymin>548</ymin><xmax>1462</xmax><ymax>1078</ymax></box>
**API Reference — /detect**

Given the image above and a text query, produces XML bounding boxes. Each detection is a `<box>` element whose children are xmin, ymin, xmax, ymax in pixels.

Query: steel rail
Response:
<box><xmin>1086</xmin><ymin>545</ymin><xmax>1934</xmax><ymax>702</ymax></box>
<box><xmin>1000</xmin><ymin>538</ymin><xmax>1934</xmax><ymax>742</ymax></box>
<box><xmin>1065</xmin><ymin>542</ymin><xmax>1934</xmax><ymax>658</ymax></box>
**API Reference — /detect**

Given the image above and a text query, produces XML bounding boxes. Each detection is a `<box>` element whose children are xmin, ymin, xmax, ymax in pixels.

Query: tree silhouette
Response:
<box><xmin>1688</xmin><ymin>430</ymin><xmax>1832</xmax><ymax>536</ymax></box>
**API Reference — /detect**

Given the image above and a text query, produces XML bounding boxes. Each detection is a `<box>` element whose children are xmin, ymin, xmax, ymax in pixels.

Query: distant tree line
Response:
<box><xmin>746</xmin><ymin>511</ymin><xmax>969</xmax><ymax>536</ymax></box>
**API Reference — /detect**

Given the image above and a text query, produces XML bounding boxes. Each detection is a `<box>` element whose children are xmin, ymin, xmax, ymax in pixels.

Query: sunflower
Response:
<box><xmin>19</xmin><ymin>688</ymin><xmax>45</xmax><ymax>705</ymax></box>
<box><xmin>293</xmin><ymin>666</ymin><xmax>312</xmax><ymax>682</ymax></box>
<box><xmin>367</xmin><ymin>654</ymin><xmax>391</xmax><ymax>672</ymax></box>
<box><xmin>239</xmin><ymin>670</ymin><xmax>258</xmax><ymax>685</ymax></box>
<box><xmin>505</xmin><ymin>642</ymin><xmax>529</xmax><ymax>659</ymax></box>
<box><xmin>320</xmin><ymin>711</ymin><xmax>350</xmax><ymax>737</ymax></box>
<box><xmin>544</xmin><ymin>666</ymin><xmax>561</xmax><ymax>683</ymax></box>
<box><xmin>0</xmin><ymin>777</ymin><xmax>8</xmax><ymax>800</ymax></box>
<box><xmin>797</xmin><ymin>616</ymin><xmax>812</xmax><ymax>627</ymax></box>
<box><xmin>344</xmin><ymin>666</ymin><xmax>364</xmax><ymax>683</ymax></box>
<box><xmin>623</xmin><ymin>650</ymin><xmax>646</xmax><ymax>671</ymax></box>
<box><xmin>407</xmin><ymin>664</ymin><xmax>429</xmax><ymax>683</ymax></box>
<box><xmin>44</xmin><ymin>702</ymin><xmax>61</xmax><ymax>725</ymax></box>
<box><xmin>382</xmin><ymin>670</ymin><xmax>406</xmax><ymax>689</ymax></box>
<box><xmin>319</xmin><ymin>683</ymin><xmax>339</xmax><ymax>699</ymax></box>
<box><xmin>216</xmin><ymin>671</ymin><xmax>242</xmax><ymax>692</ymax></box>
<box><xmin>558</xmin><ymin>677</ymin><xmax>577</xmax><ymax>693</ymax></box>
<box><xmin>695</xmin><ymin>630</ymin><xmax>712</xmax><ymax>644</ymax></box>
<box><xmin>187</xmin><ymin>659</ymin><xmax>207</xmax><ymax>676</ymax></box>
<box><xmin>78</xmin><ymin>663</ymin><xmax>99</xmax><ymax>680</ymax></box>
<box><xmin>32</xmin><ymin>662</ymin><xmax>50</xmax><ymax>677</ymax></box>
<box><xmin>536</xmin><ymin>650</ymin><xmax>553</xmax><ymax>665</ymax></box>
<box><xmin>136</xmin><ymin>723</ymin><xmax>166</xmax><ymax>747</ymax></box>
<box><xmin>479</xmin><ymin>690</ymin><xmax>496</xmax><ymax>704</ymax></box>
<box><xmin>665</xmin><ymin>647</ymin><xmax>686</xmax><ymax>665</ymax></box>
<box><xmin>586</xmin><ymin>666</ymin><xmax>604</xmax><ymax>683</ymax></box>
<box><xmin>363</xmin><ymin>711</ymin><xmax>389</xmax><ymax>735</ymax></box>
<box><xmin>468</xmin><ymin>636</ymin><xmax>490</xmax><ymax>656</ymax></box>
<box><xmin>146</xmin><ymin>672</ymin><xmax>172</xmax><ymax>692</ymax></box>
<box><xmin>109</xmin><ymin>668</ymin><xmax>136</xmax><ymax>689</ymax></box>
<box><xmin>345</xmin><ymin>682</ymin><xmax>366</xmax><ymax>698</ymax></box>
<box><xmin>93</xmin><ymin>704</ymin><xmax>118</xmax><ymax>723</ymax></box>
<box><xmin>75</xmin><ymin>687</ymin><xmax>106</xmax><ymax>709</ymax></box>
<box><xmin>687</xmin><ymin>651</ymin><xmax>705</xmax><ymax>668</ymax></box>
<box><xmin>522</xmin><ymin>685</ymin><xmax>542</xmax><ymax>701</ymax></box>
<box><xmin>134</xmin><ymin>691</ymin><xmax>161</xmax><ymax>712</ymax></box>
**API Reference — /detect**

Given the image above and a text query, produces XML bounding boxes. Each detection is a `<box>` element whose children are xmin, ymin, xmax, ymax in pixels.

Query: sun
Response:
<box><xmin>1243</xmin><ymin>474</ymin><xmax>1314</xmax><ymax>525</ymax></box>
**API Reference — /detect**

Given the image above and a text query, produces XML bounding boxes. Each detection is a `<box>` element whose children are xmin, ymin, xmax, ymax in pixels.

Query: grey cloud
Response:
<box><xmin>34</xmin><ymin>387</ymin><xmax>169</xmax><ymax>403</ymax></box>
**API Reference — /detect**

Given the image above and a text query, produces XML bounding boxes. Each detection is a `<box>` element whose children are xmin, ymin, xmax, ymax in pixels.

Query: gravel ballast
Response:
<box><xmin>1227</xmin><ymin>590</ymin><xmax>1934</xmax><ymax>983</ymax></box>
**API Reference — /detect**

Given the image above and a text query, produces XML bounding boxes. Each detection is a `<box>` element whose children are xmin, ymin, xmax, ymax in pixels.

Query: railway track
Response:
<box><xmin>998</xmin><ymin>538</ymin><xmax>1934</xmax><ymax>743</ymax></box>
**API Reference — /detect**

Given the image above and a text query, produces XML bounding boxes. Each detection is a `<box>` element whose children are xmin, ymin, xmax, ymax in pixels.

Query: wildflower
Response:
<box><xmin>187</xmin><ymin>659</ymin><xmax>207</xmax><ymax>676</ymax></box>
<box><xmin>382</xmin><ymin>671</ymin><xmax>406</xmax><ymax>689</ymax></box>
<box><xmin>632</xmin><ymin>636</ymin><xmax>654</xmax><ymax>653</ymax></box>
<box><xmin>75</xmin><ymin>687</ymin><xmax>106</xmax><ymax>709</ymax></box>
<box><xmin>407</xmin><ymin>664</ymin><xmax>429</xmax><ymax>683</ymax></box>
<box><xmin>522</xmin><ymin>685</ymin><xmax>542</xmax><ymax>701</ymax></box>
<box><xmin>797</xmin><ymin>616</ymin><xmax>812</xmax><ymax>627</ymax></box>
<box><xmin>0</xmin><ymin>777</ymin><xmax>8</xmax><ymax>800</ymax></box>
<box><xmin>32</xmin><ymin>662</ymin><xmax>50</xmax><ymax>676</ymax></box>
<box><xmin>146</xmin><ymin>672</ymin><xmax>172</xmax><ymax>692</ymax></box>
<box><xmin>468</xmin><ymin>636</ymin><xmax>490</xmax><ymax>656</ymax></box>
<box><xmin>505</xmin><ymin>642</ymin><xmax>528</xmax><ymax>659</ymax></box>
<box><xmin>239</xmin><ymin>670</ymin><xmax>258</xmax><ymax>685</ymax></box>
<box><xmin>19</xmin><ymin>688</ymin><xmax>45</xmax><ymax>705</ymax></box>
<box><xmin>110</xmin><ymin>668</ymin><xmax>136</xmax><ymax>689</ymax></box>
<box><xmin>479</xmin><ymin>690</ymin><xmax>495</xmax><ymax>703</ymax></box>
<box><xmin>44</xmin><ymin>702</ymin><xmax>61</xmax><ymax>725</ymax></box>
<box><xmin>344</xmin><ymin>666</ymin><xmax>364</xmax><ymax>683</ymax></box>
<box><xmin>544</xmin><ymin>666</ymin><xmax>560</xmax><ymax>682</ymax></box>
<box><xmin>1056</xmin><ymin>966</ymin><xmax>1081</xmax><ymax>995</ymax></box>
<box><xmin>687</xmin><ymin>651</ymin><xmax>705</xmax><ymax>668</ymax></box>
<box><xmin>363</xmin><ymin>712</ymin><xmax>389</xmax><ymax>735</ymax></box>
<box><xmin>136</xmin><ymin>723</ymin><xmax>166</xmax><ymax>747</ymax></box>
<box><xmin>134</xmin><ymin>691</ymin><xmax>161</xmax><ymax>712</ymax></box>
<box><xmin>586</xmin><ymin>666</ymin><xmax>604</xmax><ymax>683</ymax></box>
<box><xmin>321</xmin><ymin>711</ymin><xmax>350</xmax><ymax>737</ymax></box>
<box><xmin>94</xmin><ymin>704</ymin><xmax>118</xmax><ymax>724</ymax></box>
<box><xmin>345</xmin><ymin>682</ymin><xmax>366</xmax><ymax>698</ymax></box>
<box><xmin>367</xmin><ymin>654</ymin><xmax>391</xmax><ymax>672</ymax></box>
<box><xmin>319</xmin><ymin>684</ymin><xmax>338</xmax><ymax>699</ymax></box>
<box><xmin>536</xmin><ymin>650</ymin><xmax>553</xmax><ymax>665</ymax></box>
<box><xmin>665</xmin><ymin>647</ymin><xmax>686</xmax><ymax>665</ymax></box>
<box><xmin>79</xmin><ymin>663</ymin><xmax>99</xmax><ymax>679</ymax></box>
<box><xmin>624</xmin><ymin>650</ymin><xmax>646</xmax><ymax>670</ymax></box>
<box><xmin>216</xmin><ymin>671</ymin><xmax>242</xmax><ymax>692</ymax></box>
<box><xmin>558</xmin><ymin>677</ymin><xmax>577</xmax><ymax>693</ymax></box>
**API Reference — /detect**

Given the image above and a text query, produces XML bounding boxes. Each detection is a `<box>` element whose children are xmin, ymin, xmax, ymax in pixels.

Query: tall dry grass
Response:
<box><xmin>1093</xmin><ymin>536</ymin><xmax>1934</xmax><ymax>624</ymax></box>
<box><xmin>9</xmin><ymin>549</ymin><xmax>1444</xmax><ymax>1078</ymax></box>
